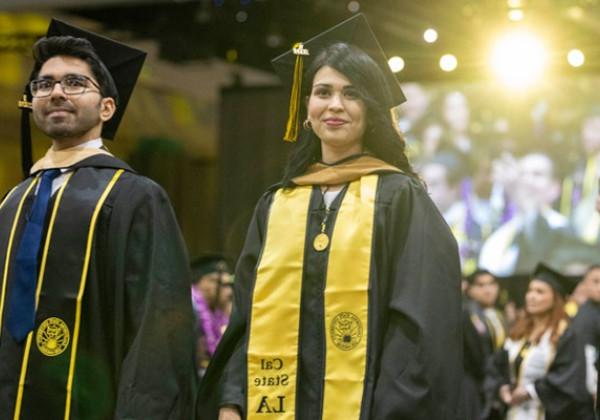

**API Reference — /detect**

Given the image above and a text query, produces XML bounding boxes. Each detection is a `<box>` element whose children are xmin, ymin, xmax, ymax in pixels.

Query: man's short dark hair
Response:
<box><xmin>31</xmin><ymin>35</ymin><xmax>119</xmax><ymax>104</ymax></box>
<box><xmin>584</xmin><ymin>264</ymin><xmax>600</xmax><ymax>278</ymax></box>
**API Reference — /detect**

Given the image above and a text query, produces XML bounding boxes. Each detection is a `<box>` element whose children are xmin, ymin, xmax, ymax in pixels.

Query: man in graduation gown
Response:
<box><xmin>462</xmin><ymin>270</ymin><xmax>507</xmax><ymax>419</ymax></box>
<box><xmin>0</xmin><ymin>20</ymin><xmax>196</xmax><ymax>419</ymax></box>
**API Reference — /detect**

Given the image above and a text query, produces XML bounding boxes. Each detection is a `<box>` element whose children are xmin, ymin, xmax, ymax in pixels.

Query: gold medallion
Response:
<box><xmin>36</xmin><ymin>317</ymin><xmax>70</xmax><ymax>357</ymax></box>
<box><xmin>313</xmin><ymin>232</ymin><xmax>330</xmax><ymax>251</ymax></box>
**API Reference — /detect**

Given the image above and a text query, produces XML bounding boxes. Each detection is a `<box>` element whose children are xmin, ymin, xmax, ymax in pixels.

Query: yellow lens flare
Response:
<box><xmin>440</xmin><ymin>54</ymin><xmax>458</xmax><ymax>72</ymax></box>
<box><xmin>424</xmin><ymin>28</ymin><xmax>438</xmax><ymax>43</ymax></box>
<box><xmin>567</xmin><ymin>49</ymin><xmax>585</xmax><ymax>67</ymax></box>
<box><xmin>388</xmin><ymin>56</ymin><xmax>405</xmax><ymax>73</ymax></box>
<box><xmin>489</xmin><ymin>30</ymin><xmax>549</xmax><ymax>89</ymax></box>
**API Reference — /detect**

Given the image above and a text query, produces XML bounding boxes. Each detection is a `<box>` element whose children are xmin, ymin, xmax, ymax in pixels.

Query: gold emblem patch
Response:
<box><xmin>36</xmin><ymin>317</ymin><xmax>70</xmax><ymax>357</ymax></box>
<box><xmin>330</xmin><ymin>312</ymin><xmax>362</xmax><ymax>351</ymax></box>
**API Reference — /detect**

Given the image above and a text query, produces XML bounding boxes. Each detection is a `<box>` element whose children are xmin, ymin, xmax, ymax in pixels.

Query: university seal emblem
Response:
<box><xmin>36</xmin><ymin>317</ymin><xmax>70</xmax><ymax>357</ymax></box>
<box><xmin>330</xmin><ymin>312</ymin><xmax>362</xmax><ymax>351</ymax></box>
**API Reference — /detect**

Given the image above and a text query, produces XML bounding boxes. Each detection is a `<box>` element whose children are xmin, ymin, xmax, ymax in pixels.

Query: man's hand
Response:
<box><xmin>219</xmin><ymin>406</ymin><xmax>241</xmax><ymax>420</ymax></box>
<box><xmin>499</xmin><ymin>384</ymin><xmax>512</xmax><ymax>405</ymax></box>
<box><xmin>509</xmin><ymin>386</ymin><xmax>530</xmax><ymax>405</ymax></box>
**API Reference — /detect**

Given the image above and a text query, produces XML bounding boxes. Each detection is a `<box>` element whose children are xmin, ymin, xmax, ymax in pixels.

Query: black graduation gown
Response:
<box><xmin>557</xmin><ymin>300</ymin><xmax>600</xmax><ymax>416</ymax></box>
<box><xmin>0</xmin><ymin>155</ymin><xmax>197</xmax><ymax>419</ymax></box>
<box><xmin>462</xmin><ymin>300</ymin><xmax>505</xmax><ymax>420</ymax></box>
<box><xmin>197</xmin><ymin>172</ymin><xmax>463</xmax><ymax>420</ymax></box>
<box><xmin>462</xmin><ymin>305</ymin><xmax>487</xmax><ymax>420</ymax></box>
<box><xmin>534</xmin><ymin>324</ymin><xmax>596</xmax><ymax>420</ymax></box>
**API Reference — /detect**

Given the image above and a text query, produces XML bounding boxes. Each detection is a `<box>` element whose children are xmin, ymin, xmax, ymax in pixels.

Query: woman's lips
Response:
<box><xmin>323</xmin><ymin>118</ymin><xmax>347</xmax><ymax>127</ymax></box>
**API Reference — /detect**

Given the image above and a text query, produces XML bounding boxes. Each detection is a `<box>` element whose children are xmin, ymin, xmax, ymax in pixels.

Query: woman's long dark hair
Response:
<box><xmin>281</xmin><ymin>42</ymin><xmax>417</xmax><ymax>186</ymax></box>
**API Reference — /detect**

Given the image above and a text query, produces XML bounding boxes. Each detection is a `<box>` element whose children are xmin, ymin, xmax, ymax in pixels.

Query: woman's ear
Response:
<box><xmin>99</xmin><ymin>97</ymin><xmax>117</xmax><ymax>122</ymax></box>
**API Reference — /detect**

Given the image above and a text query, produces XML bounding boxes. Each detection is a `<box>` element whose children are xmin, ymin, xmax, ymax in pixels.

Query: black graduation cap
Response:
<box><xmin>496</xmin><ymin>273</ymin><xmax>530</xmax><ymax>308</ymax></box>
<box><xmin>19</xmin><ymin>18</ymin><xmax>146</xmax><ymax>177</ymax></box>
<box><xmin>271</xmin><ymin>13</ymin><xmax>406</xmax><ymax>142</ymax></box>
<box><xmin>531</xmin><ymin>262</ymin><xmax>577</xmax><ymax>298</ymax></box>
<box><xmin>190</xmin><ymin>254</ymin><xmax>232</xmax><ymax>284</ymax></box>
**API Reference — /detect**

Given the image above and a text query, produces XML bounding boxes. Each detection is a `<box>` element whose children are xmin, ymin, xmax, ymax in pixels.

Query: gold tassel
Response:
<box><xmin>18</xmin><ymin>94</ymin><xmax>32</xmax><ymax>110</ymax></box>
<box><xmin>283</xmin><ymin>43</ymin><xmax>309</xmax><ymax>142</ymax></box>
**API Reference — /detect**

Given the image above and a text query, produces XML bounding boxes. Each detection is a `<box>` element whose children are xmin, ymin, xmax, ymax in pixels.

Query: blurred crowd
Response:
<box><xmin>396</xmin><ymin>82</ymin><xmax>600</xmax><ymax>277</ymax></box>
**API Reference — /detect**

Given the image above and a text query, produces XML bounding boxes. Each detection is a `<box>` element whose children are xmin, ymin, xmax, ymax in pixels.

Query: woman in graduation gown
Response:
<box><xmin>483</xmin><ymin>263</ymin><xmax>594</xmax><ymax>419</ymax></box>
<box><xmin>197</xmin><ymin>14</ymin><xmax>463</xmax><ymax>420</ymax></box>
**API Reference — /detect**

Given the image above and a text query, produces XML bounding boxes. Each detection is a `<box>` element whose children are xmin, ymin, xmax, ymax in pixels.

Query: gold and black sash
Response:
<box><xmin>247</xmin><ymin>175</ymin><xmax>378</xmax><ymax>420</ymax></box>
<box><xmin>0</xmin><ymin>168</ymin><xmax>123</xmax><ymax>419</ymax></box>
<box><xmin>0</xmin><ymin>177</ymin><xmax>41</xmax><ymax>336</ymax></box>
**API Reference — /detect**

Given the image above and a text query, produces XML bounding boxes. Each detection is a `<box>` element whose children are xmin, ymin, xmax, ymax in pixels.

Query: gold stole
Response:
<box><xmin>1</xmin><ymin>170</ymin><xmax>125</xmax><ymax>419</ymax></box>
<box><xmin>247</xmin><ymin>175</ymin><xmax>377</xmax><ymax>420</ymax></box>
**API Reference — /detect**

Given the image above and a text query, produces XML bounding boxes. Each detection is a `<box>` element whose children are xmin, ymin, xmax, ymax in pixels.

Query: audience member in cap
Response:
<box><xmin>462</xmin><ymin>269</ymin><xmax>507</xmax><ymax>419</ymax></box>
<box><xmin>479</xmin><ymin>152</ymin><xmax>598</xmax><ymax>276</ymax></box>
<box><xmin>483</xmin><ymin>263</ymin><xmax>593</xmax><ymax>419</ymax></box>
<box><xmin>198</xmin><ymin>13</ymin><xmax>462</xmax><ymax>420</ymax></box>
<box><xmin>191</xmin><ymin>255</ymin><xmax>231</xmax><ymax>377</ymax></box>
<box><xmin>0</xmin><ymin>20</ymin><xmax>196</xmax><ymax>419</ymax></box>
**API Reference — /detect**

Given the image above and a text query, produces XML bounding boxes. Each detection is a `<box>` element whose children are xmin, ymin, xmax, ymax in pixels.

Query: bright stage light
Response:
<box><xmin>567</xmin><ymin>49</ymin><xmax>585</xmax><ymax>67</ymax></box>
<box><xmin>424</xmin><ymin>28</ymin><xmax>438</xmax><ymax>43</ymax></box>
<box><xmin>508</xmin><ymin>9</ymin><xmax>524</xmax><ymax>21</ymax></box>
<box><xmin>440</xmin><ymin>54</ymin><xmax>458</xmax><ymax>72</ymax></box>
<box><xmin>489</xmin><ymin>30</ymin><xmax>548</xmax><ymax>88</ymax></box>
<box><xmin>388</xmin><ymin>56</ymin><xmax>405</xmax><ymax>73</ymax></box>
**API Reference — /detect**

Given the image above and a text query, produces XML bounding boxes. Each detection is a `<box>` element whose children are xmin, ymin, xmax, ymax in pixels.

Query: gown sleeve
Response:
<box><xmin>370</xmin><ymin>178</ymin><xmax>464</xmax><ymax>420</ymax></box>
<box><xmin>107</xmin><ymin>177</ymin><xmax>198</xmax><ymax>420</ymax></box>
<box><xmin>197</xmin><ymin>191</ymin><xmax>272</xmax><ymax>420</ymax></box>
<box><xmin>534</xmin><ymin>323</ymin><xmax>596</xmax><ymax>420</ymax></box>
<box><xmin>481</xmin><ymin>348</ymin><xmax>510</xmax><ymax>419</ymax></box>
<box><xmin>463</xmin><ymin>308</ymin><xmax>486</xmax><ymax>382</ymax></box>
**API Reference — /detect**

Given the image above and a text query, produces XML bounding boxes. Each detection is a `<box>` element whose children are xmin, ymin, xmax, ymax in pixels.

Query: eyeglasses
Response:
<box><xmin>29</xmin><ymin>75</ymin><xmax>101</xmax><ymax>98</ymax></box>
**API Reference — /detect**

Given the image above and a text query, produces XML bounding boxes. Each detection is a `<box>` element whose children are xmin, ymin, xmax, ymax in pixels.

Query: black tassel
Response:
<box><xmin>20</xmin><ymin>107</ymin><xmax>33</xmax><ymax>179</ymax></box>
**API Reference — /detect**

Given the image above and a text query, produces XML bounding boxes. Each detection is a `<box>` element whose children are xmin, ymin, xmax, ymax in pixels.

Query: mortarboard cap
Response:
<box><xmin>271</xmin><ymin>13</ymin><xmax>406</xmax><ymax>142</ymax></box>
<box><xmin>19</xmin><ymin>18</ymin><xmax>146</xmax><ymax>177</ymax></box>
<box><xmin>191</xmin><ymin>254</ymin><xmax>232</xmax><ymax>283</ymax></box>
<box><xmin>496</xmin><ymin>273</ymin><xmax>530</xmax><ymax>308</ymax></box>
<box><xmin>531</xmin><ymin>262</ymin><xmax>577</xmax><ymax>298</ymax></box>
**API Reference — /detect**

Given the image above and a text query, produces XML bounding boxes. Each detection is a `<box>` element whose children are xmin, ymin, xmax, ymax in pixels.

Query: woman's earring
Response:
<box><xmin>303</xmin><ymin>119</ymin><xmax>312</xmax><ymax>130</ymax></box>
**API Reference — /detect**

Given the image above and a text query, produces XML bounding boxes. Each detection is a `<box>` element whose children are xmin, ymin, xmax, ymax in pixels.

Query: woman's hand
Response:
<box><xmin>218</xmin><ymin>406</ymin><xmax>242</xmax><ymax>420</ymax></box>
<box><xmin>498</xmin><ymin>384</ymin><xmax>512</xmax><ymax>405</ymax></box>
<box><xmin>509</xmin><ymin>386</ymin><xmax>530</xmax><ymax>405</ymax></box>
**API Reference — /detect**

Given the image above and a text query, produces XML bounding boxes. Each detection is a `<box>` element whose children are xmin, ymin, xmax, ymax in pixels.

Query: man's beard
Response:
<box><xmin>34</xmin><ymin>98</ymin><xmax>102</xmax><ymax>141</ymax></box>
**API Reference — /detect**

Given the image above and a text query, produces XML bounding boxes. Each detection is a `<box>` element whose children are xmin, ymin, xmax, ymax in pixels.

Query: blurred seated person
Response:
<box><xmin>562</xmin><ymin>109</ymin><xmax>600</xmax><ymax>244</ymax></box>
<box><xmin>483</xmin><ymin>263</ymin><xmax>590</xmax><ymax>419</ymax></box>
<box><xmin>421</xmin><ymin>153</ymin><xmax>482</xmax><ymax>272</ymax></box>
<box><xmin>479</xmin><ymin>152</ymin><xmax>597</xmax><ymax>276</ymax></box>
<box><xmin>463</xmin><ymin>269</ymin><xmax>507</xmax><ymax>419</ymax></box>
<box><xmin>395</xmin><ymin>82</ymin><xmax>431</xmax><ymax>147</ymax></box>
<box><xmin>440</xmin><ymin>90</ymin><xmax>473</xmax><ymax>157</ymax></box>
<box><xmin>191</xmin><ymin>255</ymin><xmax>231</xmax><ymax>377</ymax></box>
